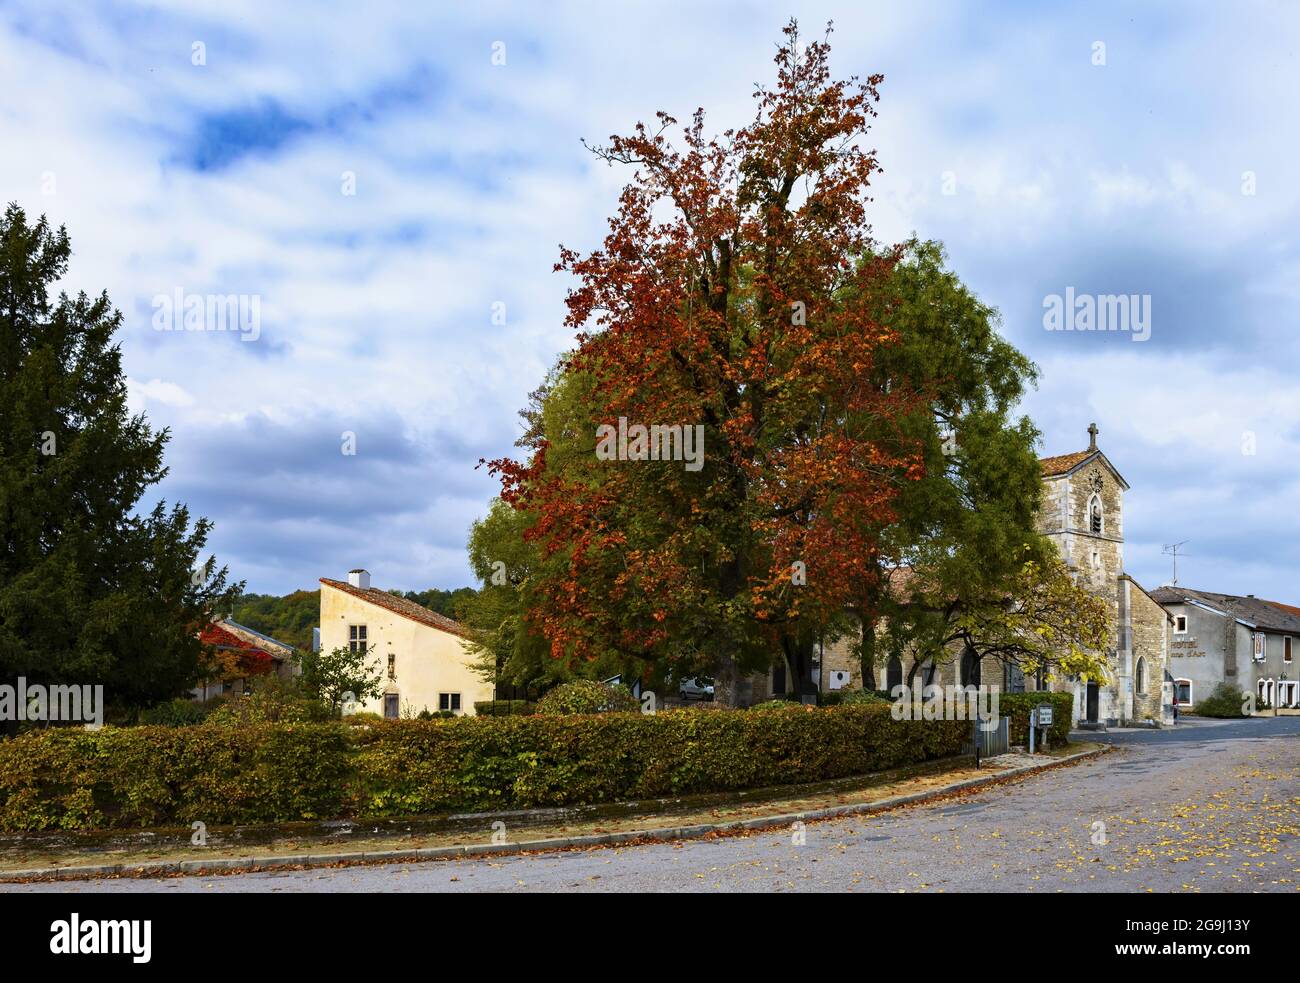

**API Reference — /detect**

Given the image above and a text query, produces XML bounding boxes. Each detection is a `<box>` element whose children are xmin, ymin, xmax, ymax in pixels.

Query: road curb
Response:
<box><xmin>0</xmin><ymin>745</ymin><xmax>1109</xmax><ymax>883</ymax></box>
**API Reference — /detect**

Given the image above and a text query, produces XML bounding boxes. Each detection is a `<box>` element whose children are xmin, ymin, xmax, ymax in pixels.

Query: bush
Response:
<box><xmin>997</xmin><ymin>692</ymin><xmax>1074</xmax><ymax>745</ymax></box>
<box><xmin>138</xmin><ymin>698</ymin><xmax>212</xmax><ymax>727</ymax></box>
<box><xmin>348</xmin><ymin>703</ymin><xmax>969</xmax><ymax>815</ymax></box>
<box><xmin>205</xmin><ymin>687</ymin><xmax>332</xmax><ymax>726</ymax></box>
<box><xmin>0</xmin><ymin>704</ymin><xmax>971</xmax><ymax>830</ymax></box>
<box><xmin>1191</xmin><ymin>682</ymin><xmax>1249</xmax><ymax>718</ymax></box>
<box><xmin>473</xmin><ymin>700</ymin><xmax>536</xmax><ymax>717</ymax></box>
<box><xmin>342</xmin><ymin>711</ymin><xmax>385</xmax><ymax>725</ymax></box>
<box><xmin>534</xmin><ymin>680</ymin><xmax>639</xmax><ymax>715</ymax></box>
<box><xmin>749</xmin><ymin>699</ymin><xmax>802</xmax><ymax>710</ymax></box>
<box><xmin>840</xmin><ymin>689</ymin><xmax>891</xmax><ymax>706</ymax></box>
<box><xmin>0</xmin><ymin>723</ymin><xmax>352</xmax><ymax>831</ymax></box>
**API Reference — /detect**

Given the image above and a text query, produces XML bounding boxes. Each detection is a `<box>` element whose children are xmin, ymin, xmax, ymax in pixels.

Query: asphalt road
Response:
<box><xmin>6</xmin><ymin>716</ymin><xmax>1297</xmax><ymax>893</ymax></box>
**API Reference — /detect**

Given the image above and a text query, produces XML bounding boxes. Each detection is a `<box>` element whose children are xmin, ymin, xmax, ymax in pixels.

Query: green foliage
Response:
<box><xmin>473</xmin><ymin>700</ymin><xmax>536</xmax><ymax>716</ymax></box>
<box><xmin>996</xmin><ymin>692</ymin><xmax>1074</xmax><ymax>745</ymax></box>
<box><xmin>0</xmin><ymin>204</ymin><xmax>240</xmax><ymax>712</ymax></box>
<box><xmin>0</xmin><ymin>704</ymin><xmax>971</xmax><ymax>830</ymax></box>
<box><xmin>0</xmin><ymin>723</ymin><xmax>352</xmax><ymax>830</ymax></box>
<box><xmin>839</xmin><ymin>689</ymin><xmax>891</xmax><ymax>706</ymax></box>
<box><xmin>297</xmin><ymin>644</ymin><xmax>384</xmax><ymax>715</ymax></box>
<box><xmin>204</xmin><ymin>676</ymin><xmax>333</xmax><ymax>726</ymax></box>
<box><xmin>348</xmin><ymin>704</ymin><xmax>969</xmax><ymax>815</ymax></box>
<box><xmin>749</xmin><ymin>699</ymin><xmax>801</xmax><ymax>710</ymax></box>
<box><xmin>534</xmin><ymin>680</ymin><xmax>639</xmax><ymax>715</ymax></box>
<box><xmin>231</xmin><ymin>590</ymin><xmax>320</xmax><ymax>653</ymax></box>
<box><xmin>1192</xmin><ymin>683</ymin><xmax>1249</xmax><ymax>718</ymax></box>
<box><xmin>395</xmin><ymin>587</ymin><xmax>477</xmax><ymax>621</ymax></box>
<box><xmin>138</xmin><ymin>698</ymin><xmax>214</xmax><ymax>727</ymax></box>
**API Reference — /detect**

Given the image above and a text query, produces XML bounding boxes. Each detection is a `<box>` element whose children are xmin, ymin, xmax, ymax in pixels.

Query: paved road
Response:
<box><xmin>6</xmin><ymin>716</ymin><xmax>1297</xmax><ymax>893</ymax></box>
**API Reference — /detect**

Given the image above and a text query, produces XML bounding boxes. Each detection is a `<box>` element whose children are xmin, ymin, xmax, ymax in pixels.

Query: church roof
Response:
<box><xmin>1038</xmin><ymin>448</ymin><xmax>1130</xmax><ymax>490</ymax></box>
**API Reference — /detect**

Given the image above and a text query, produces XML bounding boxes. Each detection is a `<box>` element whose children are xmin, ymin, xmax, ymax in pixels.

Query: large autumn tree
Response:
<box><xmin>488</xmin><ymin>23</ymin><xmax>926</xmax><ymax>703</ymax></box>
<box><xmin>0</xmin><ymin>204</ymin><xmax>238</xmax><ymax>716</ymax></box>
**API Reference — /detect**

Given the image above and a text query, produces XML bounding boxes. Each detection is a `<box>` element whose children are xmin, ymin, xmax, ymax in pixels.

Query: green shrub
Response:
<box><xmin>346</xmin><ymin>704</ymin><xmax>968</xmax><ymax>815</ymax></box>
<box><xmin>996</xmin><ymin>691</ymin><xmax>1074</xmax><ymax>745</ymax></box>
<box><xmin>0</xmin><ymin>723</ymin><xmax>352</xmax><ymax>831</ymax></box>
<box><xmin>749</xmin><ymin>699</ymin><xmax>802</xmax><ymax>710</ymax></box>
<box><xmin>840</xmin><ymin>689</ymin><xmax>891</xmax><ymax>706</ymax></box>
<box><xmin>1192</xmin><ymin>682</ymin><xmax>1249</xmax><ymax>718</ymax></box>
<box><xmin>342</xmin><ymin>711</ymin><xmax>385</xmax><ymax>725</ymax></box>
<box><xmin>138</xmin><ymin>698</ymin><xmax>212</xmax><ymax>727</ymax></box>
<box><xmin>0</xmin><ymin>704</ymin><xmax>971</xmax><ymax>830</ymax></box>
<box><xmin>534</xmin><ymin>680</ymin><xmax>639</xmax><ymax>715</ymax></box>
<box><xmin>473</xmin><ymin>700</ymin><xmax>536</xmax><ymax>717</ymax></box>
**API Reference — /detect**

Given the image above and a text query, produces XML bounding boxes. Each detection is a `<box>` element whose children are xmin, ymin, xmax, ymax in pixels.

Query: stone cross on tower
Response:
<box><xmin>1088</xmin><ymin>422</ymin><xmax>1099</xmax><ymax>451</ymax></box>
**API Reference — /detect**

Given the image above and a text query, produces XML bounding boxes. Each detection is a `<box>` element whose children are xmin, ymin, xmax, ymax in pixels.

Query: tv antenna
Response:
<box><xmin>1161</xmin><ymin>541</ymin><xmax>1189</xmax><ymax>585</ymax></box>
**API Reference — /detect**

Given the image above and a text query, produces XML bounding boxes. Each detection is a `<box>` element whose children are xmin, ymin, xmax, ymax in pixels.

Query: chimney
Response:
<box><xmin>348</xmin><ymin>568</ymin><xmax>371</xmax><ymax>590</ymax></box>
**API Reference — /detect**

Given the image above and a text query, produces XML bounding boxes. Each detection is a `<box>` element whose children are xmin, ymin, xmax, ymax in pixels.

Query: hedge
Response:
<box><xmin>472</xmin><ymin>700</ymin><xmax>536</xmax><ymax>717</ymax></box>
<box><xmin>997</xmin><ymin>692</ymin><xmax>1074</xmax><ymax>746</ymax></box>
<box><xmin>0</xmin><ymin>723</ymin><xmax>352</xmax><ymax>832</ymax></box>
<box><xmin>0</xmin><ymin>704</ymin><xmax>971</xmax><ymax>831</ymax></box>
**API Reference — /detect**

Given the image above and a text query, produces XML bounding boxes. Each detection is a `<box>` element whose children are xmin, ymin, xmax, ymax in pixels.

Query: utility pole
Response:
<box><xmin>1162</xmin><ymin>541</ymin><xmax>1189</xmax><ymax>585</ymax></box>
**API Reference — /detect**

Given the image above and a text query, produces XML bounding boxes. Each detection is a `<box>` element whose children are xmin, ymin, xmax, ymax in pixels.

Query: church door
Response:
<box><xmin>1085</xmin><ymin>682</ymin><xmax>1100</xmax><ymax>722</ymax></box>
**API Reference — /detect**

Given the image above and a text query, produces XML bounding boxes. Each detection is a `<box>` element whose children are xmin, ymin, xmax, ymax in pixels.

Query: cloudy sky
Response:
<box><xmin>2</xmin><ymin>1</ymin><xmax>1296</xmax><ymax>600</ymax></box>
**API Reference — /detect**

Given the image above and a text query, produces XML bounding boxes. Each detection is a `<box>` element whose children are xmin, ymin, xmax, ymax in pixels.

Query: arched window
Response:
<box><xmin>1088</xmin><ymin>494</ymin><xmax>1104</xmax><ymax>535</ymax></box>
<box><xmin>960</xmin><ymin>646</ymin><xmax>980</xmax><ymax>687</ymax></box>
<box><xmin>885</xmin><ymin>655</ymin><xmax>903</xmax><ymax>691</ymax></box>
<box><xmin>920</xmin><ymin>658</ymin><xmax>936</xmax><ymax>687</ymax></box>
<box><xmin>1135</xmin><ymin>656</ymin><xmax>1146</xmax><ymax>695</ymax></box>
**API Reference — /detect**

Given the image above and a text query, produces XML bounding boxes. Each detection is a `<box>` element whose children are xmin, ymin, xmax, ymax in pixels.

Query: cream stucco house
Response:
<box><xmin>318</xmin><ymin>570</ymin><xmax>493</xmax><ymax>717</ymax></box>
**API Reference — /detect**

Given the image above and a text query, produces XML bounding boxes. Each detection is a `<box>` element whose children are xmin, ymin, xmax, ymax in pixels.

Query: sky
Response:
<box><xmin>1</xmin><ymin>1</ymin><xmax>1297</xmax><ymax>601</ymax></box>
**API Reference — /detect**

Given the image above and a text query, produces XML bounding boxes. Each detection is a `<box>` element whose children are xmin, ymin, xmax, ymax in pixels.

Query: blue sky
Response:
<box><xmin>2</xmin><ymin>1</ymin><xmax>1297</xmax><ymax>601</ymax></box>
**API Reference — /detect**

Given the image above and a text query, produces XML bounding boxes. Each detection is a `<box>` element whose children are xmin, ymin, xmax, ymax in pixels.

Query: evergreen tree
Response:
<box><xmin>0</xmin><ymin>203</ymin><xmax>238</xmax><ymax>714</ymax></box>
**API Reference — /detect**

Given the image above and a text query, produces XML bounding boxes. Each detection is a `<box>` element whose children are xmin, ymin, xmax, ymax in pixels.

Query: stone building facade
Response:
<box><xmin>783</xmin><ymin>424</ymin><xmax>1173</xmax><ymax>726</ymax></box>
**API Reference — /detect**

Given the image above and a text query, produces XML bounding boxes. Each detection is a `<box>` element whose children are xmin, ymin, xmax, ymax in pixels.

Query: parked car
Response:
<box><xmin>678</xmin><ymin>676</ymin><xmax>715</xmax><ymax>701</ymax></box>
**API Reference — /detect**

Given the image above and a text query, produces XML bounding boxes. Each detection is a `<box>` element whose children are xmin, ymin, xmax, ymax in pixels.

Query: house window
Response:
<box><xmin>1174</xmin><ymin>615</ymin><xmax>1187</xmax><ymax>634</ymax></box>
<box><xmin>439</xmin><ymin>692</ymin><xmax>461</xmax><ymax>712</ymax></box>
<box><xmin>1135</xmin><ymin>656</ymin><xmax>1147</xmax><ymax>695</ymax></box>
<box><xmin>1174</xmin><ymin>678</ymin><xmax>1192</xmax><ymax>705</ymax></box>
<box><xmin>1253</xmin><ymin>632</ymin><xmax>1265</xmax><ymax>661</ymax></box>
<box><xmin>349</xmin><ymin>624</ymin><xmax>368</xmax><ymax>653</ymax></box>
<box><xmin>387</xmin><ymin>653</ymin><xmax>396</xmax><ymax>680</ymax></box>
<box><xmin>1285</xmin><ymin>637</ymin><xmax>1293</xmax><ymax>663</ymax></box>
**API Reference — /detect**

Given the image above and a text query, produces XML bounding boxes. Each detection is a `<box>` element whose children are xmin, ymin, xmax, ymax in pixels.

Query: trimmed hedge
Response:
<box><xmin>0</xmin><ymin>723</ymin><xmax>352</xmax><ymax>832</ymax></box>
<box><xmin>472</xmin><ymin>700</ymin><xmax>536</xmax><ymax>717</ymax></box>
<box><xmin>0</xmin><ymin>704</ymin><xmax>970</xmax><ymax>831</ymax></box>
<box><xmin>347</xmin><ymin>704</ymin><xmax>968</xmax><ymax>815</ymax></box>
<box><xmin>997</xmin><ymin>692</ymin><xmax>1074</xmax><ymax>746</ymax></box>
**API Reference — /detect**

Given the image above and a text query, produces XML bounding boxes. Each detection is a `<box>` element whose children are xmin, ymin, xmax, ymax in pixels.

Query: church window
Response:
<box><xmin>885</xmin><ymin>655</ymin><xmax>903</xmax><ymax>691</ymax></box>
<box><xmin>1135</xmin><ymin>657</ymin><xmax>1146</xmax><ymax>695</ymax></box>
<box><xmin>960</xmin><ymin>646</ymin><xmax>981</xmax><ymax>687</ymax></box>
<box><xmin>1088</xmin><ymin>494</ymin><xmax>1103</xmax><ymax>534</ymax></box>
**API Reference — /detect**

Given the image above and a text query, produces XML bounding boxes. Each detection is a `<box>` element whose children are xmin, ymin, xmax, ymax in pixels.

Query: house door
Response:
<box><xmin>1085</xmin><ymin>682</ymin><xmax>1100</xmax><ymax>722</ymax></box>
<box><xmin>383</xmin><ymin>693</ymin><xmax>400</xmax><ymax>719</ymax></box>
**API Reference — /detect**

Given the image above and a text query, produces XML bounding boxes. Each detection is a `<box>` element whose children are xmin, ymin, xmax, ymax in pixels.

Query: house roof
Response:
<box><xmin>1038</xmin><ymin>448</ymin><xmax>1131</xmax><ymax>489</ymax></box>
<box><xmin>1150</xmin><ymin>586</ymin><xmax>1300</xmax><ymax>634</ymax></box>
<box><xmin>218</xmin><ymin>619</ymin><xmax>294</xmax><ymax>659</ymax></box>
<box><xmin>320</xmin><ymin>578</ymin><xmax>472</xmax><ymax>639</ymax></box>
<box><xmin>1268</xmin><ymin>599</ymin><xmax>1300</xmax><ymax>620</ymax></box>
<box><xmin>198</xmin><ymin>622</ymin><xmax>276</xmax><ymax>673</ymax></box>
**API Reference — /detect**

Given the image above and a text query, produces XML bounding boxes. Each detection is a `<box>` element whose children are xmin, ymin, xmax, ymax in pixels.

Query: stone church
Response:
<box><xmin>762</xmin><ymin>425</ymin><xmax>1175</xmax><ymax>726</ymax></box>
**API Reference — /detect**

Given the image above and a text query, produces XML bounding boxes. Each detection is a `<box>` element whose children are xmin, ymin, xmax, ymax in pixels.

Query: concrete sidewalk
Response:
<box><xmin>0</xmin><ymin>744</ymin><xmax>1106</xmax><ymax>883</ymax></box>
